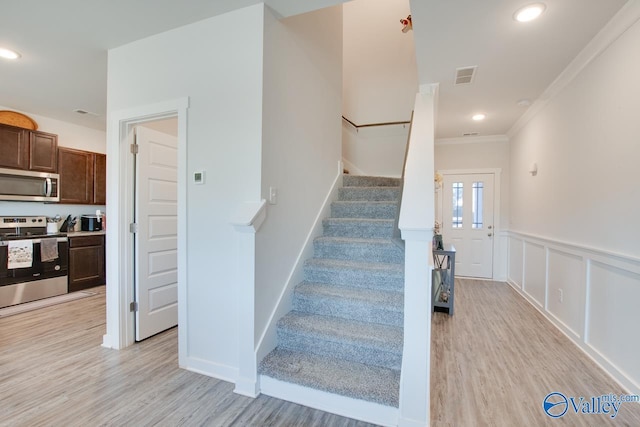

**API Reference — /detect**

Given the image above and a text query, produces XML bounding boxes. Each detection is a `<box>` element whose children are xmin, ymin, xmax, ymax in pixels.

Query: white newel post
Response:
<box><xmin>231</xmin><ymin>200</ymin><xmax>267</xmax><ymax>398</ymax></box>
<box><xmin>398</xmin><ymin>86</ymin><xmax>436</xmax><ymax>427</ymax></box>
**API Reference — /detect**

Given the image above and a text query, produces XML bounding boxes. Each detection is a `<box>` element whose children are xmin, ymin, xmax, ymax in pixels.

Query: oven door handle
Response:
<box><xmin>44</xmin><ymin>178</ymin><xmax>52</xmax><ymax>197</ymax></box>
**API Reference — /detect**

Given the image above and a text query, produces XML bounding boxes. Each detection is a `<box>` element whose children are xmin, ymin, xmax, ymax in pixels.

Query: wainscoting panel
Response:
<box><xmin>506</xmin><ymin>231</ymin><xmax>640</xmax><ymax>395</ymax></box>
<box><xmin>508</xmin><ymin>237</ymin><xmax>523</xmax><ymax>289</ymax></box>
<box><xmin>523</xmin><ymin>242</ymin><xmax>545</xmax><ymax>308</ymax></box>
<box><xmin>547</xmin><ymin>249</ymin><xmax>584</xmax><ymax>339</ymax></box>
<box><xmin>587</xmin><ymin>261</ymin><xmax>640</xmax><ymax>389</ymax></box>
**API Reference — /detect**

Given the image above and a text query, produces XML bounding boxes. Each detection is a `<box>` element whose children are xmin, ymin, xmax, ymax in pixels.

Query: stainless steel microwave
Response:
<box><xmin>0</xmin><ymin>167</ymin><xmax>60</xmax><ymax>202</ymax></box>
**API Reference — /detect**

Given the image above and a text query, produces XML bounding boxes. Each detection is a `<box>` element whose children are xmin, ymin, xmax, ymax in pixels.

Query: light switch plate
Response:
<box><xmin>194</xmin><ymin>170</ymin><xmax>205</xmax><ymax>185</ymax></box>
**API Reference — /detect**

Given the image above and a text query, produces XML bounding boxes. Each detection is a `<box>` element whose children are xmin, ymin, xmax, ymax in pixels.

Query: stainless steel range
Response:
<box><xmin>0</xmin><ymin>216</ymin><xmax>68</xmax><ymax>308</ymax></box>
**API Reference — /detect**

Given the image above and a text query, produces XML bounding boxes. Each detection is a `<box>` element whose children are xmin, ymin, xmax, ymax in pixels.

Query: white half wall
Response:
<box><xmin>256</xmin><ymin>4</ymin><xmax>343</xmax><ymax>351</ymax></box>
<box><xmin>107</xmin><ymin>4</ymin><xmax>266</xmax><ymax>377</ymax></box>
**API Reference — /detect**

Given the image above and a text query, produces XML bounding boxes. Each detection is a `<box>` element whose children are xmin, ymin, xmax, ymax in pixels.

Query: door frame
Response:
<box><xmin>436</xmin><ymin>168</ymin><xmax>502</xmax><ymax>279</ymax></box>
<box><xmin>103</xmin><ymin>98</ymin><xmax>188</xmax><ymax>365</ymax></box>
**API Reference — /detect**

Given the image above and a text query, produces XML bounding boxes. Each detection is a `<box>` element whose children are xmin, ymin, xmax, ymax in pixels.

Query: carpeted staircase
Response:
<box><xmin>259</xmin><ymin>175</ymin><xmax>404</xmax><ymax>408</ymax></box>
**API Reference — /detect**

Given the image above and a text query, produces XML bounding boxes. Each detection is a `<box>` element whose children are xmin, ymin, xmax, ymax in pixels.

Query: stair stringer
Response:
<box><xmin>253</xmin><ymin>162</ymin><xmax>344</xmax><ymax>380</ymax></box>
<box><xmin>260</xmin><ymin>375</ymin><xmax>399</xmax><ymax>426</ymax></box>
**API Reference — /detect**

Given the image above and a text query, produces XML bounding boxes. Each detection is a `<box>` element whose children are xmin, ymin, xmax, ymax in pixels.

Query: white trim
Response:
<box><xmin>435</xmin><ymin>134</ymin><xmax>509</xmax><ymax>146</ymax></box>
<box><xmin>507</xmin><ymin>3</ymin><xmax>640</xmax><ymax>138</ymax></box>
<box><xmin>260</xmin><ymin>375</ymin><xmax>399</xmax><ymax>427</ymax></box>
<box><xmin>506</xmin><ymin>231</ymin><xmax>640</xmax><ymax>395</ymax></box>
<box><xmin>183</xmin><ymin>356</ymin><xmax>238</xmax><ymax>385</ymax></box>
<box><xmin>255</xmin><ymin>161</ymin><xmax>344</xmax><ymax>368</ymax></box>
<box><xmin>103</xmin><ymin>98</ymin><xmax>188</xmax><ymax>359</ymax></box>
<box><xmin>437</xmin><ymin>168</ymin><xmax>502</xmax><ymax>280</ymax></box>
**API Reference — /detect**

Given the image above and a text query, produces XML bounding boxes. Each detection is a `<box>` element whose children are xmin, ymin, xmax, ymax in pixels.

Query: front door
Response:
<box><xmin>134</xmin><ymin>126</ymin><xmax>178</xmax><ymax>341</ymax></box>
<box><xmin>441</xmin><ymin>173</ymin><xmax>494</xmax><ymax>278</ymax></box>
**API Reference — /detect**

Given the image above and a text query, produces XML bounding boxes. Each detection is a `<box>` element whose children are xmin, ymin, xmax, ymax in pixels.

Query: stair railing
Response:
<box><xmin>392</xmin><ymin>110</ymin><xmax>414</xmax><ymax>245</ymax></box>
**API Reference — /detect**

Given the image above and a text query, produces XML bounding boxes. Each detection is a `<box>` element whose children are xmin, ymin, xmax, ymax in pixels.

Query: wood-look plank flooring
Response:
<box><xmin>2</xmin><ymin>281</ymin><xmax>639</xmax><ymax>426</ymax></box>
<box><xmin>431</xmin><ymin>278</ymin><xmax>640</xmax><ymax>427</ymax></box>
<box><xmin>0</xmin><ymin>286</ymin><xmax>373</xmax><ymax>427</ymax></box>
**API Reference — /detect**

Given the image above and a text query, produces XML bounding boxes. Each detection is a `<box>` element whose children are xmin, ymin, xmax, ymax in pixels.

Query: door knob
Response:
<box><xmin>488</xmin><ymin>233</ymin><xmax>493</xmax><ymax>237</ymax></box>
<box><xmin>488</xmin><ymin>225</ymin><xmax>493</xmax><ymax>229</ymax></box>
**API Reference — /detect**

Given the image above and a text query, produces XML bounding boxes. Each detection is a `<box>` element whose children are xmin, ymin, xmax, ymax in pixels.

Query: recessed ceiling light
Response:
<box><xmin>514</xmin><ymin>3</ymin><xmax>546</xmax><ymax>22</ymax></box>
<box><xmin>472</xmin><ymin>113</ymin><xmax>486</xmax><ymax>121</ymax></box>
<box><xmin>0</xmin><ymin>47</ymin><xmax>21</xmax><ymax>60</ymax></box>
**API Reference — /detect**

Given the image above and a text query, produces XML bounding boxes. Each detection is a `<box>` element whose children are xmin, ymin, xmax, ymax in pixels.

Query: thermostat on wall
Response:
<box><xmin>194</xmin><ymin>170</ymin><xmax>205</xmax><ymax>185</ymax></box>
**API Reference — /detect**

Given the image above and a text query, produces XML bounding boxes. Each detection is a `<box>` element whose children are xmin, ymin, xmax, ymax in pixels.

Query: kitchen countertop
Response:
<box><xmin>65</xmin><ymin>230</ymin><xmax>106</xmax><ymax>237</ymax></box>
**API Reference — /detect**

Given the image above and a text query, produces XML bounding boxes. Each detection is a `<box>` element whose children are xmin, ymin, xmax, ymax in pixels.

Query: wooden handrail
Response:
<box><xmin>342</xmin><ymin>115</ymin><xmax>411</xmax><ymax>130</ymax></box>
<box><xmin>392</xmin><ymin>110</ymin><xmax>414</xmax><ymax>243</ymax></box>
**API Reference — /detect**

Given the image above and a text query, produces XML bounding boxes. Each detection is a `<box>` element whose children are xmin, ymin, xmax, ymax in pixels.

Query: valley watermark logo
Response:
<box><xmin>543</xmin><ymin>392</ymin><xmax>639</xmax><ymax>419</ymax></box>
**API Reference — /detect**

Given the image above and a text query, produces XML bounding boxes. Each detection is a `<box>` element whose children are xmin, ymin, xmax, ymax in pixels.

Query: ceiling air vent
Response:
<box><xmin>454</xmin><ymin>66</ymin><xmax>478</xmax><ymax>85</ymax></box>
<box><xmin>73</xmin><ymin>109</ymin><xmax>99</xmax><ymax>116</ymax></box>
<box><xmin>463</xmin><ymin>132</ymin><xmax>480</xmax><ymax>137</ymax></box>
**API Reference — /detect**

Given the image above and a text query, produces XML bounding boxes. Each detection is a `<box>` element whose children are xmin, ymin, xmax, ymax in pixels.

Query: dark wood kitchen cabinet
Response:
<box><xmin>93</xmin><ymin>153</ymin><xmax>106</xmax><ymax>204</ymax></box>
<box><xmin>29</xmin><ymin>130</ymin><xmax>58</xmax><ymax>172</ymax></box>
<box><xmin>68</xmin><ymin>234</ymin><xmax>105</xmax><ymax>292</ymax></box>
<box><xmin>0</xmin><ymin>123</ymin><xmax>57</xmax><ymax>172</ymax></box>
<box><xmin>58</xmin><ymin>148</ymin><xmax>105</xmax><ymax>205</ymax></box>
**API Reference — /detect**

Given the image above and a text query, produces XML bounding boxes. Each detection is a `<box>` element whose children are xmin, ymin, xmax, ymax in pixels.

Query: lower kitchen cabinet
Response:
<box><xmin>68</xmin><ymin>234</ymin><xmax>105</xmax><ymax>292</ymax></box>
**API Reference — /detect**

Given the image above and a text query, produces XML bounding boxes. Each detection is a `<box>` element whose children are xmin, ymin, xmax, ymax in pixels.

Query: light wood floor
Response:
<box><xmin>431</xmin><ymin>278</ymin><xmax>640</xmax><ymax>426</ymax></box>
<box><xmin>2</xmin><ymin>282</ymin><xmax>639</xmax><ymax>427</ymax></box>
<box><xmin>0</xmin><ymin>286</ymin><xmax>373</xmax><ymax>427</ymax></box>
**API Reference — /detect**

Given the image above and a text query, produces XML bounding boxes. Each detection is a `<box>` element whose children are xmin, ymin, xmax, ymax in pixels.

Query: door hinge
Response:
<box><xmin>130</xmin><ymin>301</ymin><xmax>138</xmax><ymax>312</ymax></box>
<box><xmin>129</xmin><ymin>222</ymin><xmax>138</xmax><ymax>233</ymax></box>
<box><xmin>130</xmin><ymin>143</ymin><xmax>139</xmax><ymax>154</ymax></box>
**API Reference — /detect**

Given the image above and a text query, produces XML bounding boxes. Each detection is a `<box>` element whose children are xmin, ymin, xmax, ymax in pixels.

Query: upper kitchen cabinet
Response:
<box><xmin>93</xmin><ymin>153</ymin><xmax>106</xmax><ymax>205</ymax></box>
<box><xmin>29</xmin><ymin>130</ymin><xmax>58</xmax><ymax>172</ymax></box>
<box><xmin>0</xmin><ymin>124</ymin><xmax>28</xmax><ymax>169</ymax></box>
<box><xmin>58</xmin><ymin>147</ymin><xmax>105</xmax><ymax>205</ymax></box>
<box><xmin>0</xmin><ymin>123</ymin><xmax>58</xmax><ymax>172</ymax></box>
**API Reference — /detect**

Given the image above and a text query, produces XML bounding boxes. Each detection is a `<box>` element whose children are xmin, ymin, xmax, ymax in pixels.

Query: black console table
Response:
<box><xmin>432</xmin><ymin>244</ymin><xmax>455</xmax><ymax>315</ymax></box>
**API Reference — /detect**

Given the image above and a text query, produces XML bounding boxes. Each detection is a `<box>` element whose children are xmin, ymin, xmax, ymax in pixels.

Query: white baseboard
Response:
<box><xmin>260</xmin><ymin>375</ymin><xmax>399</xmax><ymax>426</ymax></box>
<box><xmin>181</xmin><ymin>355</ymin><xmax>238</xmax><ymax>385</ymax></box>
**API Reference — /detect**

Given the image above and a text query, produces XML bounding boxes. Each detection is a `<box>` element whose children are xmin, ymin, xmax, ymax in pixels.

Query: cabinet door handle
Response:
<box><xmin>488</xmin><ymin>233</ymin><xmax>493</xmax><ymax>237</ymax></box>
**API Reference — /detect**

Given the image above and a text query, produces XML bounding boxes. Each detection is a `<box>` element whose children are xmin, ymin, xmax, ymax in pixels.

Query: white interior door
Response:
<box><xmin>441</xmin><ymin>173</ymin><xmax>494</xmax><ymax>278</ymax></box>
<box><xmin>135</xmin><ymin>126</ymin><xmax>178</xmax><ymax>341</ymax></box>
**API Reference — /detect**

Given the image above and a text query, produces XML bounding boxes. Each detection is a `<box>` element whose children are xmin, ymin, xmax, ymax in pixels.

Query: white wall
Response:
<box><xmin>0</xmin><ymin>105</ymin><xmax>106</xmax><ymax>220</ymax></box>
<box><xmin>342</xmin><ymin>122</ymin><xmax>407</xmax><ymax>177</ymax></box>
<box><xmin>108</xmin><ymin>5</ymin><xmax>266</xmax><ymax>378</ymax></box>
<box><xmin>341</xmin><ymin>0</ymin><xmax>417</xmax><ymax>177</ymax></box>
<box><xmin>342</xmin><ymin>0</ymin><xmax>417</xmax><ymax>124</ymax></box>
<box><xmin>256</xmin><ymin>5</ymin><xmax>342</xmax><ymax>342</ymax></box>
<box><xmin>507</xmin><ymin>16</ymin><xmax>640</xmax><ymax>394</ymax></box>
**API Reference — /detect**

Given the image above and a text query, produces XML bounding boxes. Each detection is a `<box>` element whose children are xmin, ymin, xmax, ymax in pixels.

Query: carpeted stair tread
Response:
<box><xmin>293</xmin><ymin>282</ymin><xmax>403</xmax><ymax>326</ymax></box>
<box><xmin>339</xmin><ymin>186</ymin><xmax>401</xmax><ymax>202</ymax></box>
<box><xmin>330</xmin><ymin>201</ymin><xmax>398</xmax><ymax>219</ymax></box>
<box><xmin>322</xmin><ymin>218</ymin><xmax>394</xmax><ymax>239</ymax></box>
<box><xmin>343</xmin><ymin>175</ymin><xmax>401</xmax><ymax>188</ymax></box>
<box><xmin>313</xmin><ymin>236</ymin><xmax>404</xmax><ymax>264</ymax></box>
<box><xmin>259</xmin><ymin>348</ymin><xmax>400</xmax><ymax>407</ymax></box>
<box><xmin>277</xmin><ymin>311</ymin><xmax>403</xmax><ymax>369</ymax></box>
<box><xmin>279</xmin><ymin>311</ymin><xmax>403</xmax><ymax>352</ymax></box>
<box><xmin>304</xmin><ymin>258</ymin><xmax>404</xmax><ymax>291</ymax></box>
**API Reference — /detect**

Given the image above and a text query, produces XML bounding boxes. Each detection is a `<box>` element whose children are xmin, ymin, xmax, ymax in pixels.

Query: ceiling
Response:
<box><xmin>0</xmin><ymin>0</ymin><xmax>629</xmax><ymax>137</ymax></box>
<box><xmin>411</xmin><ymin>0</ymin><xmax>628</xmax><ymax>139</ymax></box>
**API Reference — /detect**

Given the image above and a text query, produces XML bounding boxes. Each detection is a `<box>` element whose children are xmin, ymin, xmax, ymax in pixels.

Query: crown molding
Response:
<box><xmin>507</xmin><ymin>1</ymin><xmax>640</xmax><ymax>138</ymax></box>
<box><xmin>435</xmin><ymin>134</ymin><xmax>509</xmax><ymax>146</ymax></box>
